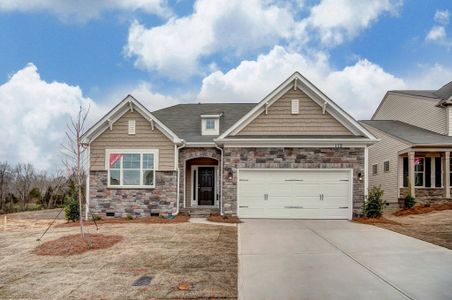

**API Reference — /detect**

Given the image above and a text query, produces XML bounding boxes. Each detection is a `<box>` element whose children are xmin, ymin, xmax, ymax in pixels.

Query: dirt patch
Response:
<box><xmin>353</xmin><ymin>216</ymin><xmax>401</xmax><ymax>225</ymax></box>
<box><xmin>394</xmin><ymin>202</ymin><xmax>452</xmax><ymax>216</ymax></box>
<box><xmin>33</xmin><ymin>233</ymin><xmax>123</xmax><ymax>256</ymax></box>
<box><xmin>207</xmin><ymin>214</ymin><xmax>241</xmax><ymax>224</ymax></box>
<box><xmin>374</xmin><ymin>210</ymin><xmax>452</xmax><ymax>250</ymax></box>
<box><xmin>56</xmin><ymin>214</ymin><xmax>189</xmax><ymax>228</ymax></box>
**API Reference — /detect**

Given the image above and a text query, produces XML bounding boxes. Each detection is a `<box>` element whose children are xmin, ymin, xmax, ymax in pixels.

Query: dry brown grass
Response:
<box><xmin>0</xmin><ymin>222</ymin><xmax>237</xmax><ymax>299</ymax></box>
<box><xmin>353</xmin><ymin>216</ymin><xmax>401</xmax><ymax>225</ymax></box>
<box><xmin>207</xmin><ymin>214</ymin><xmax>241</xmax><ymax>224</ymax></box>
<box><xmin>394</xmin><ymin>202</ymin><xmax>452</xmax><ymax>216</ymax></box>
<box><xmin>33</xmin><ymin>233</ymin><xmax>123</xmax><ymax>256</ymax></box>
<box><xmin>56</xmin><ymin>214</ymin><xmax>189</xmax><ymax>228</ymax></box>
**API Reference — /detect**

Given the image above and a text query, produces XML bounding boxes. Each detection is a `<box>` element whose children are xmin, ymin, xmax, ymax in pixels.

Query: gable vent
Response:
<box><xmin>291</xmin><ymin>99</ymin><xmax>299</xmax><ymax>114</ymax></box>
<box><xmin>128</xmin><ymin>119</ymin><xmax>136</xmax><ymax>135</ymax></box>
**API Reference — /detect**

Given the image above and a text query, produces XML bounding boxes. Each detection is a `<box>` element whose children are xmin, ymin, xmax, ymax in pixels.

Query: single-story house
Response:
<box><xmin>82</xmin><ymin>72</ymin><xmax>377</xmax><ymax>220</ymax></box>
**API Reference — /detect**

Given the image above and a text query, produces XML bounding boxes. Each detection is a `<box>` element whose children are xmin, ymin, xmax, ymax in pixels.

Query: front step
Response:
<box><xmin>180</xmin><ymin>207</ymin><xmax>220</xmax><ymax>218</ymax></box>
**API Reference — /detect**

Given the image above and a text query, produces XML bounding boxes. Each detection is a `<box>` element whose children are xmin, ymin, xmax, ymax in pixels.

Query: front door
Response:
<box><xmin>198</xmin><ymin>167</ymin><xmax>215</xmax><ymax>205</ymax></box>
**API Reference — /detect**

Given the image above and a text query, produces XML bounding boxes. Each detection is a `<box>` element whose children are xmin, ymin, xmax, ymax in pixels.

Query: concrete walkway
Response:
<box><xmin>238</xmin><ymin>219</ymin><xmax>452</xmax><ymax>300</ymax></box>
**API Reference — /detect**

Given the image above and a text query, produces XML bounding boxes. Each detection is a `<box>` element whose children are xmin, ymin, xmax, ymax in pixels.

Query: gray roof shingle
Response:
<box><xmin>361</xmin><ymin>120</ymin><xmax>452</xmax><ymax>145</ymax></box>
<box><xmin>389</xmin><ymin>80</ymin><xmax>452</xmax><ymax>102</ymax></box>
<box><xmin>152</xmin><ymin>103</ymin><xmax>255</xmax><ymax>142</ymax></box>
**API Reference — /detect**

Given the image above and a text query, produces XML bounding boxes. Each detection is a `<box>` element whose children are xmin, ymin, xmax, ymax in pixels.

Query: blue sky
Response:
<box><xmin>0</xmin><ymin>0</ymin><xmax>451</xmax><ymax>171</ymax></box>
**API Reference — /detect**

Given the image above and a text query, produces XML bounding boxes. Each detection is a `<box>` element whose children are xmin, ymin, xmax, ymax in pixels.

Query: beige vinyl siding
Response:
<box><xmin>363</xmin><ymin>124</ymin><xmax>411</xmax><ymax>204</ymax></box>
<box><xmin>447</xmin><ymin>107</ymin><xmax>452</xmax><ymax>136</ymax></box>
<box><xmin>90</xmin><ymin>110</ymin><xmax>175</xmax><ymax>171</ymax></box>
<box><xmin>237</xmin><ymin>89</ymin><xmax>353</xmax><ymax>136</ymax></box>
<box><xmin>373</xmin><ymin>93</ymin><xmax>446</xmax><ymax>135</ymax></box>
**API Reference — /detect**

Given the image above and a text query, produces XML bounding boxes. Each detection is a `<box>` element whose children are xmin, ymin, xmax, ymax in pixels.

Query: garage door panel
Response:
<box><xmin>238</xmin><ymin>169</ymin><xmax>352</xmax><ymax>219</ymax></box>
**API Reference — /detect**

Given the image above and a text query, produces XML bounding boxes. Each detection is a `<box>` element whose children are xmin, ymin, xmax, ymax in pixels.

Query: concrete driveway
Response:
<box><xmin>238</xmin><ymin>220</ymin><xmax>452</xmax><ymax>300</ymax></box>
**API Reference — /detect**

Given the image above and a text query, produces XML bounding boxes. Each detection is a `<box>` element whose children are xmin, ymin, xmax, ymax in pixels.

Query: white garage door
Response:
<box><xmin>238</xmin><ymin>169</ymin><xmax>352</xmax><ymax>219</ymax></box>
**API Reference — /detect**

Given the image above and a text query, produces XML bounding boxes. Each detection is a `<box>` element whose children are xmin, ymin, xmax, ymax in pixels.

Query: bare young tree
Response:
<box><xmin>47</xmin><ymin>169</ymin><xmax>66</xmax><ymax>209</ymax></box>
<box><xmin>62</xmin><ymin>106</ymin><xmax>89</xmax><ymax>239</ymax></box>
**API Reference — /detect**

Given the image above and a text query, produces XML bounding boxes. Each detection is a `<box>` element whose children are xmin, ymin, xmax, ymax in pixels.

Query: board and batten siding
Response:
<box><xmin>90</xmin><ymin>110</ymin><xmax>175</xmax><ymax>171</ymax></box>
<box><xmin>237</xmin><ymin>89</ymin><xmax>353</xmax><ymax>136</ymax></box>
<box><xmin>373</xmin><ymin>93</ymin><xmax>446</xmax><ymax>135</ymax></box>
<box><xmin>362</xmin><ymin>124</ymin><xmax>410</xmax><ymax>204</ymax></box>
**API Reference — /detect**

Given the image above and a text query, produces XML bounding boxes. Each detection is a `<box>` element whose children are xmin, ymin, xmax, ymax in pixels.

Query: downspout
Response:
<box><xmin>176</xmin><ymin>140</ymin><xmax>186</xmax><ymax>215</ymax></box>
<box><xmin>215</xmin><ymin>144</ymin><xmax>224</xmax><ymax>216</ymax></box>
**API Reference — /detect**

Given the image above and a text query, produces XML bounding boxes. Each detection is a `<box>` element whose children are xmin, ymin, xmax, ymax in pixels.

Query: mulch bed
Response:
<box><xmin>56</xmin><ymin>214</ymin><xmax>189</xmax><ymax>228</ymax></box>
<box><xmin>394</xmin><ymin>202</ymin><xmax>452</xmax><ymax>217</ymax></box>
<box><xmin>33</xmin><ymin>233</ymin><xmax>123</xmax><ymax>256</ymax></box>
<box><xmin>207</xmin><ymin>214</ymin><xmax>241</xmax><ymax>223</ymax></box>
<box><xmin>353</xmin><ymin>216</ymin><xmax>401</xmax><ymax>225</ymax></box>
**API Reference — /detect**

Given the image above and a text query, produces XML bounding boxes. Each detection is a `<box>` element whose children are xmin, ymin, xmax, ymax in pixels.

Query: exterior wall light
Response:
<box><xmin>358</xmin><ymin>172</ymin><xmax>363</xmax><ymax>181</ymax></box>
<box><xmin>227</xmin><ymin>170</ymin><xmax>233</xmax><ymax>181</ymax></box>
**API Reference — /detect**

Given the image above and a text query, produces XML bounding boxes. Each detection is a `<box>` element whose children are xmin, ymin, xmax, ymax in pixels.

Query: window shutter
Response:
<box><xmin>291</xmin><ymin>99</ymin><xmax>299</xmax><ymax>114</ymax></box>
<box><xmin>128</xmin><ymin>120</ymin><xmax>136</xmax><ymax>135</ymax></box>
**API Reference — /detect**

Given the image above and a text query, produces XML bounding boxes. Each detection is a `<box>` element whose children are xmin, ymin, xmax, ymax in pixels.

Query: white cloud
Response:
<box><xmin>434</xmin><ymin>9</ymin><xmax>450</xmax><ymax>25</ymax></box>
<box><xmin>303</xmin><ymin>0</ymin><xmax>402</xmax><ymax>46</ymax></box>
<box><xmin>125</xmin><ymin>0</ymin><xmax>295</xmax><ymax>79</ymax></box>
<box><xmin>104</xmin><ymin>81</ymin><xmax>181</xmax><ymax>111</ymax></box>
<box><xmin>426</xmin><ymin>9</ymin><xmax>451</xmax><ymax>48</ymax></box>
<box><xmin>198</xmin><ymin>46</ymin><xmax>407</xmax><ymax>119</ymax></box>
<box><xmin>0</xmin><ymin>0</ymin><xmax>171</xmax><ymax>22</ymax></box>
<box><xmin>0</xmin><ymin>64</ymin><xmax>99</xmax><ymax>171</ymax></box>
<box><xmin>126</xmin><ymin>0</ymin><xmax>400</xmax><ymax>79</ymax></box>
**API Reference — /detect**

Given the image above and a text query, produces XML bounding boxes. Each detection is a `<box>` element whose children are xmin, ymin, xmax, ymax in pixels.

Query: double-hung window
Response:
<box><xmin>414</xmin><ymin>157</ymin><xmax>424</xmax><ymax>187</ymax></box>
<box><xmin>107</xmin><ymin>150</ymin><xmax>158</xmax><ymax>188</ymax></box>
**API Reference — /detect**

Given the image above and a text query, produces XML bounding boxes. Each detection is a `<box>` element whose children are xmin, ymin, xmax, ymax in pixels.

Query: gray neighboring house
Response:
<box><xmin>82</xmin><ymin>72</ymin><xmax>377</xmax><ymax>220</ymax></box>
<box><xmin>362</xmin><ymin>80</ymin><xmax>452</xmax><ymax>206</ymax></box>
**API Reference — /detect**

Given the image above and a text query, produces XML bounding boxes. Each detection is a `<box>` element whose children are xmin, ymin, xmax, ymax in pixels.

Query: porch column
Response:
<box><xmin>408</xmin><ymin>151</ymin><xmax>415</xmax><ymax>197</ymax></box>
<box><xmin>445</xmin><ymin>152</ymin><xmax>450</xmax><ymax>198</ymax></box>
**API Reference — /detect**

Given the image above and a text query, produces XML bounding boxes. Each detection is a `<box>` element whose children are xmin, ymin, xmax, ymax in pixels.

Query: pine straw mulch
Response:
<box><xmin>56</xmin><ymin>214</ymin><xmax>189</xmax><ymax>228</ymax></box>
<box><xmin>33</xmin><ymin>233</ymin><xmax>123</xmax><ymax>256</ymax></box>
<box><xmin>394</xmin><ymin>202</ymin><xmax>452</xmax><ymax>217</ymax></box>
<box><xmin>207</xmin><ymin>214</ymin><xmax>241</xmax><ymax>223</ymax></box>
<box><xmin>353</xmin><ymin>216</ymin><xmax>401</xmax><ymax>225</ymax></box>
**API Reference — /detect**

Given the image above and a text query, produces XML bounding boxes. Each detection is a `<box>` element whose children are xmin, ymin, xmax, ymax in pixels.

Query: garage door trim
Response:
<box><xmin>237</xmin><ymin>168</ymin><xmax>353</xmax><ymax>220</ymax></box>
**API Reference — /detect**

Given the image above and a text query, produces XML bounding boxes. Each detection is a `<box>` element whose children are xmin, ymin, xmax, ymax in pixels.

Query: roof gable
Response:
<box><xmin>82</xmin><ymin>95</ymin><xmax>181</xmax><ymax>144</ymax></box>
<box><xmin>217</xmin><ymin>72</ymin><xmax>376</xmax><ymax>141</ymax></box>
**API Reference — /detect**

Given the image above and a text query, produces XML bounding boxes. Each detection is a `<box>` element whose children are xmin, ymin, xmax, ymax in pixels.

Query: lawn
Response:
<box><xmin>0</xmin><ymin>213</ymin><xmax>237</xmax><ymax>299</ymax></box>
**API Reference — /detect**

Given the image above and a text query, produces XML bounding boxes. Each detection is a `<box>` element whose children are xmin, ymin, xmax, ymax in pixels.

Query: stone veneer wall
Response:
<box><xmin>178</xmin><ymin>147</ymin><xmax>221</xmax><ymax>209</ymax></box>
<box><xmin>222</xmin><ymin>147</ymin><xmax>365</xmax><ymax>217</ymax></box>
<box><xmin>399</xmin><ymin>187</ymin><xmax>447</xmax><ymax>203</ymax></box>
<box><xmin>89</xmin><ymin>170</ymin><xmax>177</xmax><ymax>217</ymax></box>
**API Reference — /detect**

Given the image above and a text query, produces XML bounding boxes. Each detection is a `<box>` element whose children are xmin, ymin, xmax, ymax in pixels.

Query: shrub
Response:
<box><xmin>364</xmin><ymin>186</ymin><xmax>385</xmax><ymax>218</ymax></box>
<box><xmin>64</xmin><ymin>197</ymin><xmax>79</xmax><ymax>222</ymax></box>
<box><xmin>404</xmin><ymin>195</ymin><xmax>416</xmax><ymax>209</ymax></box>
<box><xmin>92</xmin><ymin>215</ymin><xmax>102</xmax><ymax>221</ymax></box>
<box><xmin>126</xmin><ymin>214</ymin><xmax>133</xmax><ymax>220</ymax></box>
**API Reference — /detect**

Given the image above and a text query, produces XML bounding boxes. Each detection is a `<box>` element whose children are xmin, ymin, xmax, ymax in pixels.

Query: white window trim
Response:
<box><xmin>414</xmin><ymin>157</ymin><xmax>425</xmax><ymax>187</ymax></box>
<box><xmin>291</xmin><ymin>99</ymin><xmax>299</xmax><ymax>114</ymax></box>
<box><xmin>128</xmin><ymin>119</ymin><xmax>136</xmax><ymax>135</ymax></box>
<box><xmin>383</xmin><ymin>160</ymin><xmax>390</xmax><ymax>173</ymax></box>
<box><xmin>372</xmin><ymin>164</ymin><xmax>378</xmax><ymax>176</ymax></box>
<box><xmin>105</xmin><ymin>149</ymin><xmax>159</xmax><ymax>189</ymax></box>
<box><xmin>201</xmin><ymin>118</ymin><xmax>220</xmax><ymax>135</ymax></box>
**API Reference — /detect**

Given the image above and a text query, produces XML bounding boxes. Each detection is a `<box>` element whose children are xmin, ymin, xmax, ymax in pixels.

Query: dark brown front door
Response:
<box><xmin>198</xmin><ymin>167</ymin><xmax>215</xmax><ymax>205</ymax></box>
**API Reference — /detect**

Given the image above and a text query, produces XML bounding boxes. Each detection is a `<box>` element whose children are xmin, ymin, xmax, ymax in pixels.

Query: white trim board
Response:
<box><xmin>190</xmin><ymin>165</ymin><xmax>219</xmax><ymax>207</ymax></box>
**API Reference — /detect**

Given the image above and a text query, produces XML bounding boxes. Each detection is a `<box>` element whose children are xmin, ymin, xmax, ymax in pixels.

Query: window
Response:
<box><xmin>205</xmin><ymin>119</ymin><xmax>215</xmax><ymax>130</ymax></box>
<box><xmin>450</xmin><ymin>158</ymin><xmax>452</xmax><ymax>186</ymax></box>
<box><xmin>107</xmin><ymin>150</ymin><xmax>157</xmax><ymax>188</ymax></box>
<box><xmin>372</xmin><ymin>164</ymin><xmax>378</xmax><ymax>175</ymax></box>
<box><xmin>384</xmin><ymin>160</ymin><xmax>390</xmax><ymax>172</ymax></box>
<box><xmin>128</xmin><ymin>120</ymin><xmax>136</xmax><ymax>135</ymax></box>
<box><xmin>291</xmin><ymin>99</ymin><xmax>299</xmax><ymax>114</ymax></box>
<box><xmin>414</xmin><ymin>157</ymin><xmax>424</xmax><ymax>187</ymax></box>
<box><xmin>403</xmin><ymin>157</ymin><xmax>408</xmax><ymax>187</ymax></box>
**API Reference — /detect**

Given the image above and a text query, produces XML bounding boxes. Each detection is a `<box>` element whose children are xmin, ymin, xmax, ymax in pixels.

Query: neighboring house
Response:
<box><xmin>362</xmin><ymin>81</ymin><xmax>452</xmax><ymax>205</ymax></box>
<box><xmin>82</xmin><ymin>72</ymin><xmax>377</xmax><ymax>220</ymax></box>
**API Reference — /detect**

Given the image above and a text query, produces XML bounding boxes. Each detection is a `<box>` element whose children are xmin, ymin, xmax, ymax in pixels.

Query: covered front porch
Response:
<box><xmin>399</xmin><ymin>148</ymin><xmax>451</xmax><ymax>202</ymax></box>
